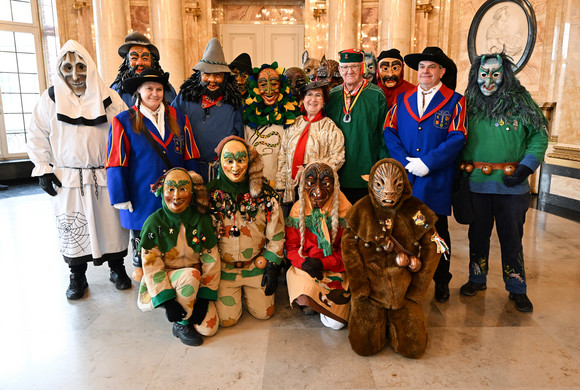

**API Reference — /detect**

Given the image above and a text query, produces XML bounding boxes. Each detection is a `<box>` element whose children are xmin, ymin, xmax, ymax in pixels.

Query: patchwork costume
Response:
<box><xmin>342</xmin><ymin>159</ymin><xmax>443</xmax><ymax>358</ymax></box>
<box><xmin>27</xmin><ymin>40</ymin><xmax>129</xmax><ymax>267</ymax></box>
<box><xmin>138</xmin><ymin>170</ymin><xmax>220</xmax><ymax>337</ymax></box>
<box><xmin>208</xmin><ymin>138</ymin><xmax>285</xmax><ymax>327</ymax></box>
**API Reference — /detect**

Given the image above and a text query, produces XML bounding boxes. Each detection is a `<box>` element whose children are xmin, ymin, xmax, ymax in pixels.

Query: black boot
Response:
<box><xmin>66</xmin><ymin>273</ymin><xmax>88</xmax><ymax>300</ymax></box>
<box><xmin>109</xmin><ymin>267</ymin><xmax>132</xmax><ymax>290</ymax></box>
<box><xmin>509</xmin><ymin>293</ymin><xmax>533</xmax><ymax>312</ymax></box>
<box><xmin>172</xmin><ymin>322</ymin><xmax>203</xmax><ymax>346</ymax></box>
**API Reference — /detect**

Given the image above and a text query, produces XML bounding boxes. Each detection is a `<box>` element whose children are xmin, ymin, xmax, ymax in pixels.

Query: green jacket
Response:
<box><xmin>462</xmin><ymin>117</ymin><xmax>548</xmax><ymax>194</ymax></box>
<box><xmin>326</xmin><ymin>83</ymin><xmax>389</xmax><ymax>188</ymax></box>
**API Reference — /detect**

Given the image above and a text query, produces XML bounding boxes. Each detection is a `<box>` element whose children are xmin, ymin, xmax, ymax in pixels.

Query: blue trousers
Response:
<box><xmin>467</xmin><ymin>192</ymin><xmax>530</xmax><ymax>294</ymax></box>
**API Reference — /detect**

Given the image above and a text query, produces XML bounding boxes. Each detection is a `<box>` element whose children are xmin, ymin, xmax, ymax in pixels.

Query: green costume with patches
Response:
<box><xmin>138</xmin><ymin>185</ymin><xmax>221</xmax><ymax>336</ymax></box>
<box><xmin>207</xmin><ymin>164</ymin><xmax>286</xmax><ymax>327</ymax></box>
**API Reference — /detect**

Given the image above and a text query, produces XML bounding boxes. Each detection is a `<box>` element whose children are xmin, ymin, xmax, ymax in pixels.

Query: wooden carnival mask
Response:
<box><xmin>304</xmin><ymin>162</ymin><xmax>335</xmax><ymax>209</ymax></box>
<box><xmin>163</xmin><ymin>169</ymin><xmax>193</xmax><ymax>214</ymax></box>
<box><xmin>257</xmin><ymin>68</ymin><xmax>281</xmax><ymax>106</ymax></box>
<box><xmin>371</xmin><ymin>161</ymin><xmax>404</xmax><ymax>208</ymax></box>
<box><xmin>59</xmin><ymin>51</ymin><xmax>87</xmax><ymax>96</ymax></box>
<box><xmin>220</xmin><ymin>140</ymin><xmax>249</xmax><ymax>183</ymax></box>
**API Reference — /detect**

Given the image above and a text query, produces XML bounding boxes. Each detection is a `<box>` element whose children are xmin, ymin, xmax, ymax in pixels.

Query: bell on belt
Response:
<box><xmin>503</xmin><ymin>165</ymin><xmax>516</xmax><ymax>176</ymax></box>
<box><xmin>481</xmin><ymin>165</ymin><xmax>493</xmax><ymax>175</ymax></box>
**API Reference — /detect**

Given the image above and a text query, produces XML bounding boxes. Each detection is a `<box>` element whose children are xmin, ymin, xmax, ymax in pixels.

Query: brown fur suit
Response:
<box><xmin>342</xmin><ymin>159</ymin><xmax>441</xmax><ymax>358</ymax></box>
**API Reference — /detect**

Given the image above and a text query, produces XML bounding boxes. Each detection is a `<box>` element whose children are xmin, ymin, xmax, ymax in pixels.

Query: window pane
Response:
<box><xmin>3</xmin><ymin>112</ymin><xmax>24</xmax><ymax>131</ymax></box>
<box><xmin>0</xmin><ymin>72</ymin><xmax>21</xmax><ymax>92</ymax></box>
<box><xmin>11</xmin><ymin>0</ymin><xmax>33</xmax><ymax>24</ymax></box>
<box><xmin>21</xmin><ymin>93</ymin><xmax>38</xmax><ymax>112</ymax></box>
<box><xmin>18</xmin><ymin>73</ymin><xmax>38</xmax><ymax>93</ymax></box>
<box><xmin>0</xmin><ymin>52</ymin><xmax>18</xmax><ymax>72</ymax></box>
<box><xmin>0</xmin><ymin>31</ymin><xmax>16</xmax><ymax>51</ymax></box>
<box><xmin>7</xmin><ymin>131</ymin><xmax>27</xmax><ymax>154</ymax></box>
<box><xmin>17</xmin><ymin>52</ymin><xmax>38</xmax><ymax>73</ymax></box>
<box><xmin>1</xmin><ymin>93</ymin><xmax>22</xmax><ymax>113</ymax></box>
<box><xmin>0</xmin><ymin>0</ymin><xmax>12</xmax><ymax>22</ymax></box>
<box><xmin>15</xmin><ymin>32</ymin><xmax>35</xmax><ymax>53</ymax></box>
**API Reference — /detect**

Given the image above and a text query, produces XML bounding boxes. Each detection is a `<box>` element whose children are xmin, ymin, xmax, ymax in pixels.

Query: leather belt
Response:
<box><xmin>232</xmin><ymin>260</ymin><xmax>253</xmax><ymax>269</ymax></box>
<box><xmin>460</xmin><ymin>161</ymin><xmax>518</xmax><ymax>176</ymax></box>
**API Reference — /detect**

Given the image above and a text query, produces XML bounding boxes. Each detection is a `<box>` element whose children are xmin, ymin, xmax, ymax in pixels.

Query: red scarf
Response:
<box><xmin>291</xmin><ymin>111</ymin><xmax>325</xmax><ymax>179</ymax></box>
<box><xmin>201</xmin><ymin>95</ymin><xmax>223</xmax><ymax>109</ymax></box>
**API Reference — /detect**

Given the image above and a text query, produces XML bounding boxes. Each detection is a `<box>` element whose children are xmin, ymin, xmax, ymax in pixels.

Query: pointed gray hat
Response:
<box><xmin>193</xmin><ymin>38</ymin><xmax>231</xmax><ymax>74</ymax></box>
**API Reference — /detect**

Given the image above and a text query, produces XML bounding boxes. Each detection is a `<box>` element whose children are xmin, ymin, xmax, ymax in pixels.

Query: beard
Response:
<box><xmin>381</xmin><ymin>75</ymin><xmax>399</xmax><ymax>85</ymax></box>
<box><xmin>202</xmin><ymin>82</ymin><xmax>225</xmax><ymax>100</ymax></box>
<box><xmin>121</xmin><ymin>66</ymin><xmax>140</xmax><ymax>82</ymax></box>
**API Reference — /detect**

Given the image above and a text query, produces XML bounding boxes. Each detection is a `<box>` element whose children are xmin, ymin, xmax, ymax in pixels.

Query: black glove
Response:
<box><xmin>261</xmin><ymin>261</ymin><xmax>280</xmax><ymax>296</ymax></box>
<box><xmin>503</xmin><ymin>164</ymin><xmax>534</xmax><ymax>187</ymax></box>
<box><xmin>301</xmin><ymin>257</ymin><xmax>324</xmax><ymax>280</ymax></box>
<box><xmin>161</xmin><ymin>298</ymin><xmax>186</xmax><ymax>322</ymax></box>
<box><xmin>39</xmin><ymin>173</ymin><xmax>62</xmax><ymax>196</ymax></box>
<box><xmin>190</xmin><ymin>298</ymin><xmax>209</xmax><ymax>325</ymax></box>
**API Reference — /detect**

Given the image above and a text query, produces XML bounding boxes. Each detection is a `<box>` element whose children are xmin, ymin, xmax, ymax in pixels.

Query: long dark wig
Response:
<box><xmin>178</xmin><ymin>70</ymin><xmax>242</xmax><ymax>109</ymax></box>
<box><xmin>465</xmin><ymin>53</ymin><xmax>547</xmax><ymax>134</ymax></box>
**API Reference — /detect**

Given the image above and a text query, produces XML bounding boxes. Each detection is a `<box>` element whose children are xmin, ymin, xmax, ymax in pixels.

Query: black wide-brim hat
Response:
<box><xmin>404</xmin><ymin>46</ymin><xmax>454</xmax><ymax>71</ymax></box>
<box><xmin>122</xmin><ymin>68</ymin><xmax>170</xmax><ymax>95</ymax></box>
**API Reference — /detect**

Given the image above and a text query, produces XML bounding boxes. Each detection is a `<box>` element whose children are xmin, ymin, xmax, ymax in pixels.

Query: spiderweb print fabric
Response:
<box><xmin>56</xmin><ymin>212</ymin><xmax>90</xmax><ymax>256</ymax></box>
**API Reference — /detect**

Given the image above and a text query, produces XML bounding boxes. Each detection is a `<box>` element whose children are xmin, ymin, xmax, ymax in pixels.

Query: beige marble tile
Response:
<box><xmin>2</xmin><ymin>187</ymin><xmax>580</xmax><ymax>389</ymax></box>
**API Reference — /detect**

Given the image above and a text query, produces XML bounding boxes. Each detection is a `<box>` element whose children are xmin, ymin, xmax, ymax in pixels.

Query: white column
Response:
<box><xmin>92</xmin><ymin>0</ymin><xmax>128</xmax><ymax>84</ymax></box>
<box><xmin>150</xmin><ymin>0</ymin><xmax>186</xmax><ymax>87</ymax></box>
<box><xmin>328</xmin><ymin>0</ymin><xmax>361</xmax><ymax>60</ymax></box>
<box><xmin>378</xmin><ymin>0</ymin><xmax>415</xmax><ymax>57</ymax></box>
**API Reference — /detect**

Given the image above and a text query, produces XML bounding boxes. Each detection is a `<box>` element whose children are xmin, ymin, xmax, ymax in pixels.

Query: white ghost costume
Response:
<box><xmin>27</xmin><ymin>40</ymin><xmax>129</xmax><ymax>265</ymax></box>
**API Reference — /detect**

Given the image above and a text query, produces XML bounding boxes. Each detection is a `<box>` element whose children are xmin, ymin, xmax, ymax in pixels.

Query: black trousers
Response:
<box><xmin>433</xmin><ymin>214</ymin><xmax>452</xmax><ymax>285</ymax></box>
<box><xmin>467</xmin><ymin>192</ymin><xmax>530</xmax><ymax>294</ymax></box>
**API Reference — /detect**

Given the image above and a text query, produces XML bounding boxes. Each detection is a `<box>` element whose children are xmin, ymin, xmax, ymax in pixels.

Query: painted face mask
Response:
<box><xmin>163</xmin><ymin>169</ymin><xmax>193</xmax><ymax>214</ymax></box>
<box><xmin>59</xmin><ymin>51</ymin><xmax>87</xmax><ymax>96</ymax></box>
<box><xmin>128</xmin><ymin>45</ymin><xmax>151</xmax><ymax>74</ymax></box>
<box><xmin>231</xmin><ymin>68</ymin><xmax>250</xmax><ymax>96</ymax></box>
<box><xmin>257</xmin><ymin>68</ymin><xmax>281</xmax><ymax>106</ymax></box>
<box><xmin>477</xmin><ymin>55</ymin><xmax>504</xmax><ymax>96</ymax></box>
<box><xmin>379</xmin><ymin>58</ymin><xmax>403</xmax><ymax>88</ymax></box>
<box><xmin>371</xmin><ymin>162</ymin><xmax>404</xmax><ymax>208</ymax></box>
<box><xmin>304</xmin><ymin>162</ymin><xmax>334</xmax><ymax>209</ymax></box>
<box><xmin>220</xmin><ymin>140</ymin><xmax>249</xmax><ymax>182</ymax></box>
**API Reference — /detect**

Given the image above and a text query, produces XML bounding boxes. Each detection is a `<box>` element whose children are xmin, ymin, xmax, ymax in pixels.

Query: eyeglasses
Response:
<box><xmin>339</xmin><ymin>64</ymin><xmax>361</xmax><ymax>71</ymax></box>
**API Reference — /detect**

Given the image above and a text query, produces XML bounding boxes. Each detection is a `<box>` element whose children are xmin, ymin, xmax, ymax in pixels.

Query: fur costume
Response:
<box><xmin>342</xmin><ymin>158</ymin><xmax>443</xmax><ymax>358</ymax></box>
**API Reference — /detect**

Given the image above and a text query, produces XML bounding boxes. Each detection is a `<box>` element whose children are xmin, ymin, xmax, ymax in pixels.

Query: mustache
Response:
<box><xmin>382</xmin><ymin>75</ymin><xmax>399</xmax><ymax>83</ymax></box>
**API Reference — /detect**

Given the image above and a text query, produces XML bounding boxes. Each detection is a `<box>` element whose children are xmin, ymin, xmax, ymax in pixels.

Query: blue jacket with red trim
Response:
<box><xmin>384</xmin><ymin>84</ymin><xmax>467</xmax><ymax>215</ymax></box>
<box><xmin>105</xmin><ymin>106</ymin><xmax>200</xmax><ymax>230</ymax></box>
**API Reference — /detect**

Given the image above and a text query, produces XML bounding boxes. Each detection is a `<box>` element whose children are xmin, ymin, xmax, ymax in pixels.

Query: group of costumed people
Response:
<box><xmin>26</xmin><ymin>31</ymin><xmax>547</xmax><ymax>357</ymax></box>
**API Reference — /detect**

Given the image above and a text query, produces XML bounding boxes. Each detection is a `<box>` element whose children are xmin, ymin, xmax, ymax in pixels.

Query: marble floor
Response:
<box><xmin>1</xmin><ymin>183</ymin><xmax>580</xmax><ymax>390</ymax></box>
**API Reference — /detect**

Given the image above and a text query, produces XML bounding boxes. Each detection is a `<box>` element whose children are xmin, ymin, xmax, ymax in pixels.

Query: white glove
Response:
<box><xmin>114</xmin><ymin>201</ymin><xmax>133</xmax><ymax>212</ymax></box>
<box><xmin>405</xmin><ymin>157</ymin><xmax>429</xmax><ymax>177</ymax></box>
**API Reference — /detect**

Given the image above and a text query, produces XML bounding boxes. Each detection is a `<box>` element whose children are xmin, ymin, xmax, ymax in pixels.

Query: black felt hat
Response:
<box><xmin>229</xmin><ymin>53</ymin><xmax>253</xmax><ymax>75</ymax></box>
<box><xmin>122</xmin><ymin>68</ymin><xmax>170</xmax><ymax>95</ymax></box>
<box><xmin>377</xmin><ymin>49</ymin><xmax>404</xmax><ymax>63</ymax></box>
<box><xmin>404</xmin><ymin>46</ymin><xmax>454</xmax><ymax>71</ymax></box>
